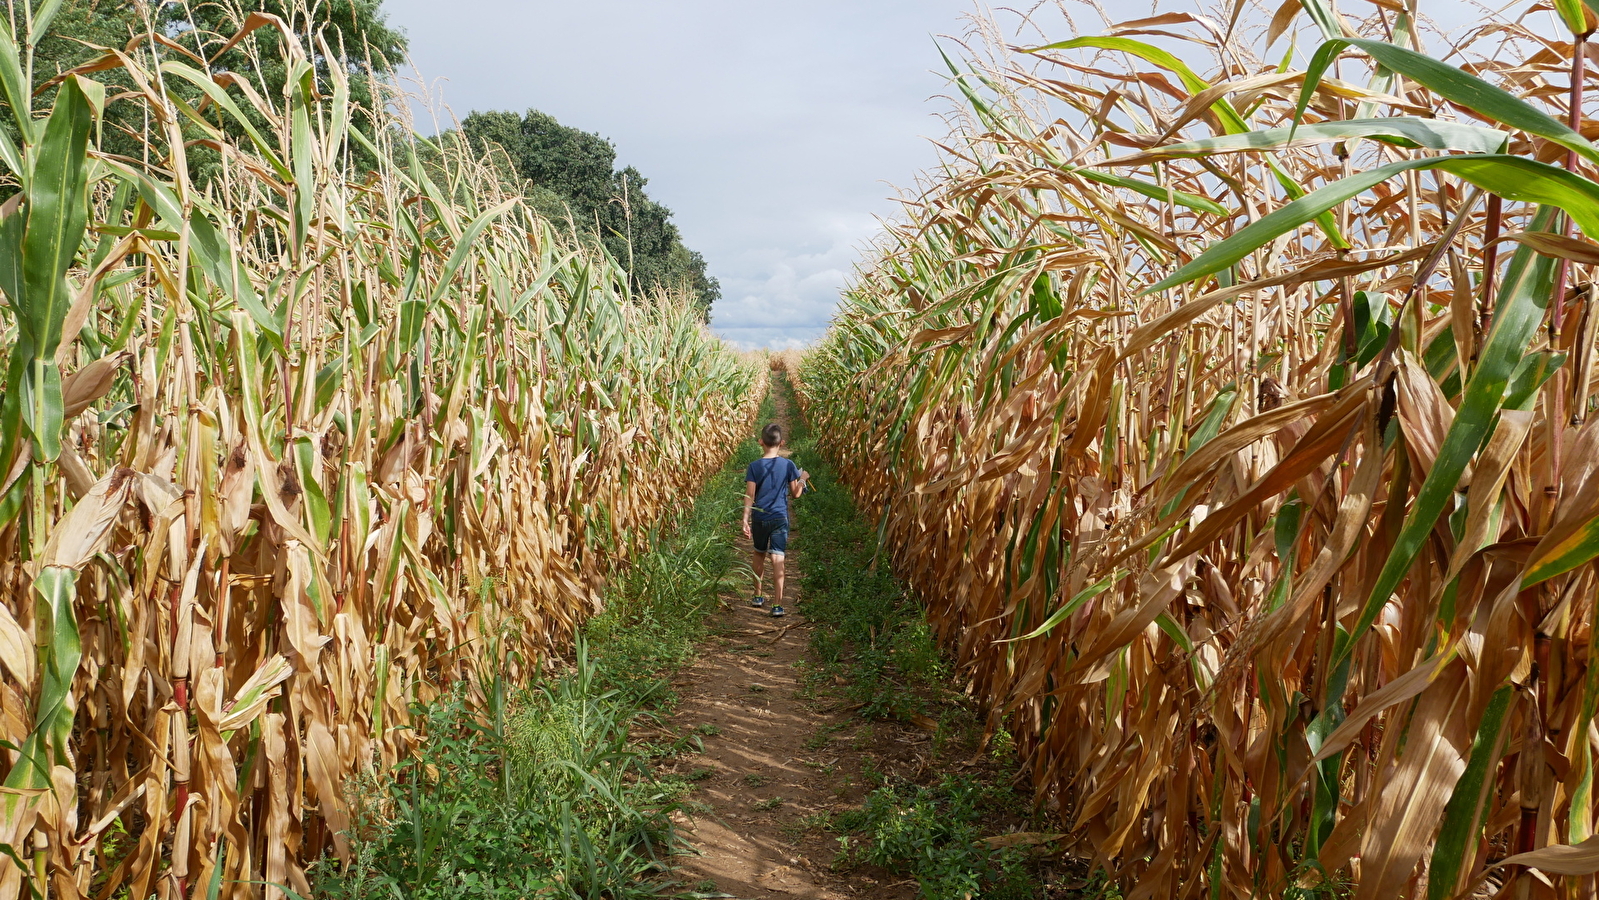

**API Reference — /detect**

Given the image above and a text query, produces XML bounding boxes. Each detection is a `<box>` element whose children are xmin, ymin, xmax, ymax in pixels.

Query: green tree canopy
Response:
<box><xmin>18</xmin><ymin>0</ymin><xmax>405</xmax><ymax>175</ymax></box>
<box><xmin>461</xmin><ymin>109</ymin><xmax>719</xmax><ymax>316</ymax></box>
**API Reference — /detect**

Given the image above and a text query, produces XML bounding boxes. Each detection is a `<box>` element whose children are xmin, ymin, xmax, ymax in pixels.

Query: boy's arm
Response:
<box><xmin>742</xmin><ymin>480</ymin><xmax>756</xmax><ymax>539</ymax></box>
<box><xmin>790</xmin><ymin>461</ymin><xmax>809</xmax><ymax>498</ymax></box>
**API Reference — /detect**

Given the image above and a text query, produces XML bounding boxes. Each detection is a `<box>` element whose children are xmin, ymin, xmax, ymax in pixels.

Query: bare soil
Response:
<box><xmin>653</xmin><ymin>388</ymin><xmax>930</xmax><ymax>899</ymax></box>
<box><xmin>656</xmin><ymin>537</ymin><xmax>925</xmax><ymax>900</ymax></box>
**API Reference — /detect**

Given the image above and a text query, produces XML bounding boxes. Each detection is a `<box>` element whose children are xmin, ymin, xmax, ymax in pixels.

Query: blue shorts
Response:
<box><xmin>751</xmin><ymin>517</ymin><xmax>788</xmax><ymax>556</ymax></box>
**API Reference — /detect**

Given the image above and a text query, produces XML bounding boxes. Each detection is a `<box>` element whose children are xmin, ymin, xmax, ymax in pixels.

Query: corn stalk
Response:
<box><xmin>797</xmin><ymin>1</ymin><xmax>1599</xmax><ymax>896</ymax></box>
<box><xmin>0</xmin><ymin>6</ymin><xmax>760</xmax><ymax>898</ymax></box>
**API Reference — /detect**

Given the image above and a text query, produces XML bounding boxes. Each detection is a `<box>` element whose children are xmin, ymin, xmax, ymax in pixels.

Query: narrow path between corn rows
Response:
<box><xmin>658</xmin><ymin>384</ymin><xmax>919</xmax><ymax>900</ymax></box>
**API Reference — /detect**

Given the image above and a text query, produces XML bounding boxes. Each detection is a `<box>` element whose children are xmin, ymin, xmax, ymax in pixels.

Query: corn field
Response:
<box><xmin>0</xmin><ymin>5</ymin><xmax>759</xmax><ymax>899</ymax></box>
<box><xmin>795</xmin><ymin>0</ymin><xmax>1599</xmax><ymax>896</ymax></box>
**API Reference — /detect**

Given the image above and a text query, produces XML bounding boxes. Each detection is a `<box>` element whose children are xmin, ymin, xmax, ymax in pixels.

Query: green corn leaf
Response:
<box><xmin>8</xmin><ymin>77</ymin><xmax>93</xmax><ymax>462</ymax></box>
<box><xmin>371</xmin><ymin>643</ymin><xmax>389</xmax><ymax>741</ymax></box>
<box><xmin>0</xmin><ymin>116</ymin><xmax>23</xmax><ymax>179</ymax></box>
<box><xmin>1023</xmin><ymin>37</ymin><xmax>1247</xmax><ymax>133</ymax></box>
<box><xmin>318</xmin><ymin>33</ymin><xmax>351</xmax><ymax>170</ymax></box>
<box><xmin>1076</xmin><ymin>166</ymin><xmax>1228</xmax><ymax>215</ymax></box>
<box><xmin>0</xmin><ymin>208</ymin><xmax>23</xmax><ymax>338</ymax></box>
<box><xmin>1297</xmin><ymin>0</ymin><xmax>1345</xmax><ymax>39</ymax></box>
<box><xmin>186</xmin><ymin>208</ymin><xmax>285</xmax><ymax>350</ymax></box>
<box><xmin>6</xmin><ymin>567</ymin><xmax>81</xmax><ymax>788</ymax></box>
<box><xmin>1021</xmin><ymin>38</ymin><xmax>1359</xmax><ymax>242</ymax></box>
<box><xmin>0</xmin><ymin>15</ymin><xmax>30</xmax><ymax>143</ymax></box>
<box><xmin>1003</xmin><ymin>571</ymin><xmax>1122</xmax><ymax>642</ymax></box>
<box><xmin>1337</xmin><ymin>208</ymin><xmax>1558</xmax><ymax>667</ymax></box>
<box><xmin>407</xmin><ymin>139</ymin><xmax>460</xmax><ymax>239</ymax></box>
<box><xmin>1299</xmin><ymin>38</ymin><xmax>1599</xmax><ymax>167</ymax></box>
<box><xmin>942</xmin><ymin>56</ymin><xmax>1228</xmax><ymax>216</ymax></box>
<box><xmin>427</xmin><ymin>197</ymin><xmax>519</xmax><ymax>305</ymax></box>
<box><xmin>1524</xmin><ymin>516</ymin><xmax>1599</xmax><ymax>588</ymax></box>
<box><xmin>1154</xmin><ymin>612</ymin><xmax>1195</xmax><ymax>652</ymax></box>
<box><xmin>230</xmin><ymin>311</ymin><xmax>323</xmax><ymax>554</ymax></box>
<box><xmin>291</xmin><ymin>435</ymin><xmax>333</xmax><ymax>546</ymax></box>
<box><xmin>27</xmin><ymin>0</ymin><xmax>65</xmax><ymax>47</ymax></box>
<box><xmin>1428</xmin><ymin>684</ymin><xmax>1513</xmax><ymax>900</ymax></box>
<box><xmin>87</xmin><ymin>179</ymin><xmax>132</xmax><ymax>270</ymax></box>
<box><xmin>442</xmin><ymin>304</ymin><xmax>485</xmax><ymax>426</ymax></box>
<box><xmin>40</xmin><ymin>566</ymin><xmax>84</xmax><ymax>700</ymax></box>
<box><xmin>1503</xmin><ymin>352</ymin><xmax>1565</xmax><ymax>411</ymax></box>
<box><xmin>204</xmin><ymin>845</ymin><xmax>225</xmax><ymax>900</ymax></box>
<box><xmin>18</xmin><ymin>358</ymin><xmax>61</xmax><ymax>461</ymax></box>
<box><xmin>107</xmin><ymin>160</ymin><xmax>185</xmax><ymax>228</ymax></box>
<box><xmin>397</xmin><ymin>247</ymin><xmax>424</xmax><ymax>351</ymax></box>
<box><xmin>373</xmin><ymin>500</ymin><xmax>408</xmax><ymax>618</ymax></box>
<box><xmin>1147</xmin><ymin>157</ymin><xmax>1599</xmax><ymax>294</ymax></box>
<box><xmin>1556</xmin><ymin>0</ymin><xmax>1590</xmax><ymax>35</ymax></box>
<box><xmin>158</xmin><ymin>62</ymin><xmax>293</xmax><ymax>182</ymax></box>
<box><xmin>313</xmin><ymin>357</ymin><xmax>344</xmax><ymax>412</ymax></box>
<box><xmin>1353</xmin><ymin>10</ymin><xmax>1408</xmax><ymax>120</ymax></box>
<box><xmin>21</xmin><ymin>75</ymin><xmax>93</xmax><ymax>360</ymax></box>
<box><xmin>1305</xmin><ymin>695</ymin><xmax>1347</xmax><ymax>857</ymax></box>
<box><xmin>346</xmin><ymin>463</ymin><xmax>372</xmax><ymax>575</ymax></box>
<box><xmin>344</xmin><ymin>125</ymin><xmax>393</xmax><ymax>176</ymax></box>
<box><xmin>1573</xmin><ymin>617</ymin><xmax>1599</xmax><ymax>844</ymax></box>
<box><xmin>289</xmin><ymin>62</ymin><xmax>316</xmax><ymax>257</ymax></box>
<box><xmin>1130</xmin><ymin>118</ymin><xmax>1507</xmax><ymax>160</ymax></box>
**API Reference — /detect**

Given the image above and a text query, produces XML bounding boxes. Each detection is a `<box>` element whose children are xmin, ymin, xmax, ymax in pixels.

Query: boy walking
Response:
<box><xmin>742</xmin><ymin>423</ymin><xmax>808</xmax><ymax>617</ymax></box>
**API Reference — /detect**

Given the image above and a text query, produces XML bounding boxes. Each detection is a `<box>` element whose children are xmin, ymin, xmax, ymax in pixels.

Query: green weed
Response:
<box><xmin>803</xmin><ymin>722</ymin><xmax>848</xmax><ymax>751</ymax></box>
<box><xmin>584</xmin><ymin>478</ymin><xmax>747</xmax><ymax>706</ymax></box>
<box><xmin>834</xmin><ymin>775</ymin><xmax>1040</xmax><ymax>900</ymax></box>
<box><xmin>780</xmin><ymin>377</ymin><xmax>941</xmax><ymax>723</ymax></box>
<box><xmin>793</xmin><ymin>812</ymin><xmax>835</xmax><ymax>833</ymax></box>
<box><xmin>313</xmin><ymin>642</ymin><xmax>680</xmax><ymax>899</ymax></box>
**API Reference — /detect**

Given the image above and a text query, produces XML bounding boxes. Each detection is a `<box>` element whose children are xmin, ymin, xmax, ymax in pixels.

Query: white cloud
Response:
<box><xmin>382</xmin><ymin>0</ymin><xmax>974</xmax><ymax>349</ymax></box>
<box><xmin>708</xmin><ymin>209</ymin><xmax>883</xmax><ymax>346</ymax></box>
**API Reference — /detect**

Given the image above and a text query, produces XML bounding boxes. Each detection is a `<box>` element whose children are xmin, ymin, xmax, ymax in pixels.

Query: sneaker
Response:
<box><xmin>751</xmin><ymin>596</ymin><xmax>766</xmax><ymax>608</ymax></box>
<box><xmin>770</xmin><ymin>606</ymin><xmax>786</xmax><ymax>618</ymax></box>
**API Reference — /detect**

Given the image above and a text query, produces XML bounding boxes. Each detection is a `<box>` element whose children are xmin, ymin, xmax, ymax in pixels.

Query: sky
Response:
<box><xmin>379</xmin><ymin>1</ymin><xmax>1499</xmax><ymax>350</ymax></box>
<box><xmin>381</xmin><ymin>0</ymin><xmax>980</xmax><ymax>350</ymax></box>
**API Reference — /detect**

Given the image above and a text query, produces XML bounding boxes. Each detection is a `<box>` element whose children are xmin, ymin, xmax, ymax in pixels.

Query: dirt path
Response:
<box><xmin>662</xmin><ymin>579</ymin><xmax>856</xmax><ymax>898</ymax></box>
<box><xmin>658</xmin><ymin>390</ymin><xmax>920</xmax><ymax>900</ymax></box>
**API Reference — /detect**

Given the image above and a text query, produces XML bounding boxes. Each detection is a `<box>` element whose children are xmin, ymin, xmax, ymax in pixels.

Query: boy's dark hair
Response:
<box><xmin>761</xmin><ymin>423</ymin><xmax>784</xmax><ymax>447</ymax></box>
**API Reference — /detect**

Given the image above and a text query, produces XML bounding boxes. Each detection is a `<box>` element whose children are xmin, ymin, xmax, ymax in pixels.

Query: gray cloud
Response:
<box><xmin>382</xmin><ymin>0</ymin><xmax>975</xmax><ymax>349</ymax></box>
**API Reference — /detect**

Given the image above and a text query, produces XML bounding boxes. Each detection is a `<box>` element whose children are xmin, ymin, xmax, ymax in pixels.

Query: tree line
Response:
<box><xmin>14</xmin><ymin>0</ymin><xmax>717</xmax><ymax>317</ymax></box>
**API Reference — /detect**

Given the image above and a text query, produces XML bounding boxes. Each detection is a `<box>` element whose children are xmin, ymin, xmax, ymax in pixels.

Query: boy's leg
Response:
<box><xmin>769</xmin><ymin>520</ymin><xmax>789</xmax><ymax>606</ymax></box>
<box><xmin>750</xmin><ymin>516</ymin><xmax>769</xmax><ymax>599</ymax></box>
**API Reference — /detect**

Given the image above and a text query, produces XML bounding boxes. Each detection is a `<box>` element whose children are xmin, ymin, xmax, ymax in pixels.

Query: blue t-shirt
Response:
<box><xmin>746</xmin><ymin>456</ymin><xmax>800</xmax><ymax>522</ymax></box>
